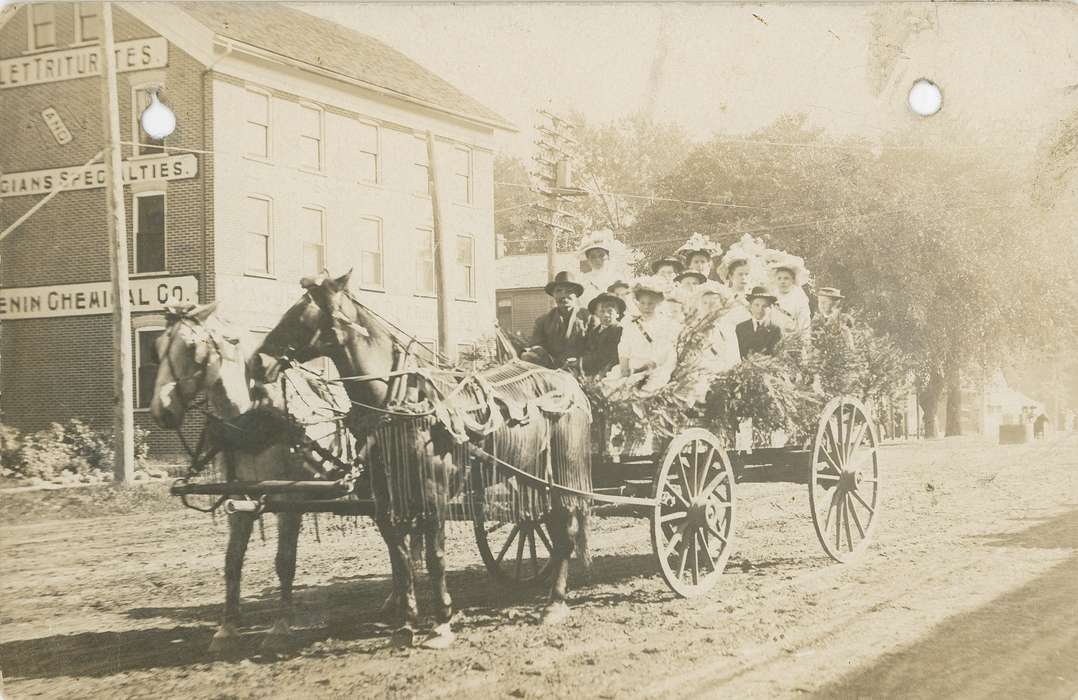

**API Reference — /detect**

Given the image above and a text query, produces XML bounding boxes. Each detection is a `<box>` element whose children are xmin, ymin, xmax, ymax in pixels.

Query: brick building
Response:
<box><xmin>0</xmin><ymin>3</ymin><xmax>512</xmax><ymax>455</ymax></box>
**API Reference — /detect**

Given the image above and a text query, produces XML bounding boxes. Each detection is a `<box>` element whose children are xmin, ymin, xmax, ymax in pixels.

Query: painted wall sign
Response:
<box><xmin>0</xmin><ymin>153</ymin><xmax>197</xmax><ymax>198</ymax></box>
<box><xmin>40</xmin><ymin>107</ymin><xmax>73</xmax><ymax>145</ymax></box>
<box><xmin>0</xmin><ymin>275</ymin><xmax>199</xmax><ymax>320</ymax></box>
<box><xmin>0</xmin><ymin>37</ymin><xmax>168</xmax><ymax>89</ymax></box>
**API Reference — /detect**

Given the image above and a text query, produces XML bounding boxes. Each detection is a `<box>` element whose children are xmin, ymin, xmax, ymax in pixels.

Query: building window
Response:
<box><xmin>458</xmin><ymin>342</ymin><xmax>478</xmax><ymax>369</ymax></box>
<box><xmin>75</xmin><ymin>5</ymin><xmax>101</xmax><ymax>43</ymax></box>
<box><xmin>358</xmin><ymin>217</ymin><xmax>383</xmax><ymax>290</ymax></box>
<box><xmin>299</xmin><ymin>103</ymin><xmax>323</xmax><ymax>172</ymax></box>
<box><xmin>357</xmin><ymin>120</ymin><xmax>379</xmax><ymax>184</ymax></box>
<box><xmin>28</xmin><ymin>4</ymin><xmax>56</xmax><ymax>51</ymax></box>
<box><xmin>135</xmin><ymin>328</ymin><xmax>164</xmax><ymax>409</ymax></box>
<box><xmin>300</xmin><ymin>206</ymin><xmax>326</xmax><ymax>276</ymax></box>
<box><xmin>245</xmin><ymin>88</ymin><xmax>271</xmax><ymax>159</ymax></box>
<box><xmin>246</xmin><ymin>195</ymin><xmax>273</xmax><ymax>275</ymax></box>
<box><xmin>134</xmin><ymin>193</ymin><xmax>166</xmax><ymax>273</ymax></box>
<box><xmin>413</xmin><ymin>136</ymin><xmax>431</xmax><ymax>196</ymax></box>
<box><xmin>416</xmin><ymin>338</ymin><xmax>439</xmax><ymax>364</ymax></box>
<box><xmin>415</xmin><ymin>227</ymin><xmax>435</xmax><ymax>296</ymax></box>
<box><xmin>452</xmin><ymin>147</ymin><xmax>472</xmax><ymax>204</ymax></box>
<box><xmin>496</xmin><ymin>299</ymin><xmax>513</xmax><ymax>332</ymax></box>
<box><xmin>456</xmin><ymin>235</ymin><xmax>475</xmax><ymax>299</ymax></box>
<box><xmin>133</xmin><ymin>85</ymin><xmax>165</xmax><ymax>156</ymax></box>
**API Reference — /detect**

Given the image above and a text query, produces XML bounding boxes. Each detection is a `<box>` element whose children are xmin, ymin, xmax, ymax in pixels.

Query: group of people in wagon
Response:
<box><xmin>520</xmin><ymin>228</ymin><xmax>849</xmax><ymax>397</ymax></box>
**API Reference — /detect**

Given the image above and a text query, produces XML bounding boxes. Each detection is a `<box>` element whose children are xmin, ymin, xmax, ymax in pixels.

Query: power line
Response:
<box><xmin>494</xmin><ymin>179</ymin><xmax>768</xmax><ymax>210</ymax></box>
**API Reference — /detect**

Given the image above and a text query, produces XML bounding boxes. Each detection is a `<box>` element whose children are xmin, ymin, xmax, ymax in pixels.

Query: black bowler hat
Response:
<box><xmin>588</xmin><ymin>292</ymin><xmax>627</xmax><ymax>317</ymax></box>
<box><xmin>745</xmin><ymin>286</ymin><xmax>777</xmax><ymax>304</ymax></box>
<box><xmin>544</xmin><ymin>270</ymin><xmax>585</xmax><ymax>297</ymax></box>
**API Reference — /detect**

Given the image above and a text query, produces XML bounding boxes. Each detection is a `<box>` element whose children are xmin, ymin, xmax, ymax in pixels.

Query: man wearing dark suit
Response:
<box><xmin>521</xmin><ymin>270</ymin><xmax>589</xmax><ymax>369</ymax></box>
<box><xmin>736</xmin><ymin>286</ymin><xmax>782</xmax><ymax>359</ymax></box>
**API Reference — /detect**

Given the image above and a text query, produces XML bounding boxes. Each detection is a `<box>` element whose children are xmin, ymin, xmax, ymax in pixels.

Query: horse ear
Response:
<box><xmin>190</xmin><ymin>301</ymin><xmax>220</xmax><ymax>322</ymax></box>
<box><xmin>329</xmin><ymin>268</ymin><xmax>353</xmax><ymax>292</ymax></box>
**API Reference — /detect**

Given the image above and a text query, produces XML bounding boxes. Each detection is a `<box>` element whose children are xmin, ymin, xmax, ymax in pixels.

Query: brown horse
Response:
<box><xmin>150</xmin><ymin>302</ymin><xmax>349</xmax><ymax>654</ymax></box>
<box><xmin>255</xmin><ymin>272</ymin><xmax>593</xmax><ymax>647</ymax></box>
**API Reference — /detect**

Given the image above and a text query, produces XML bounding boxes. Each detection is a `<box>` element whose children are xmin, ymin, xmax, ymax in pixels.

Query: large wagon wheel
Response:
<box><xmin>809</xmin><ymin>396</ymin><xmax>881</xmax><ymax>562</ymax></box>
<box><xmin>650</xmin><ymin>428</ymin><xmax>736</xmax><ymax>597</ymax></box>
<box><xmin>470</xmin><ymin>462</ymin><xmax>554</xmax><ymax>587</ymax></box>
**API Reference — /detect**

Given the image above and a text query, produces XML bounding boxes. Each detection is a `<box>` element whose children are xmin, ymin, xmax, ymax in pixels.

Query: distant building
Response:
<box><xmin>0</xmin><ymin>3</ymin><xmax>513</xmax><ymax>454</ymax></box>
<box><xmin>494</xmin><ymin>252</ymin><xmax>580</xmax><ymax>340</ymax></box>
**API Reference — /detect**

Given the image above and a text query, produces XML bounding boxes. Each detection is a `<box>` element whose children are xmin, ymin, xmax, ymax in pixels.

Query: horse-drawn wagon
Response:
<box><xmin>166</xmin><ymin>293</ymin><xmax>881</xmax><ymax>604</ymax></box>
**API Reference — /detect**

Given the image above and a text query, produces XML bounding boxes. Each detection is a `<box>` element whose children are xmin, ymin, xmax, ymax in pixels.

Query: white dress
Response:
<box><xmin>615</xmin><ymin>314</ymin><xmax>681</xmax><ymax>393</ymax></box>
<box><xmin>579</xmin><ymin>267</ymin><xmax>620</xmax><ymax>309</ymax></box>
<box><xmin>772</xmin><ymin>287</ymin><xmax>811</xmax><ymax>338</ymax></box>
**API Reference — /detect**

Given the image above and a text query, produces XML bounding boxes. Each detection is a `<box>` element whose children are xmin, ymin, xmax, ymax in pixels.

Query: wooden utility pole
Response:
<box><xmin>100</xmin><ymin>1</ymin><xmax>135</xmax><ymax>482</ymax></box>
<box><xmin>426</xmin><ymin>130</ymin><xmax>456</xmax><ymax>364</ymax></box>
<box><xmin>531</xmin><ymin>111</ymin><xmax>586</xmax><ymax>280</ymax></box>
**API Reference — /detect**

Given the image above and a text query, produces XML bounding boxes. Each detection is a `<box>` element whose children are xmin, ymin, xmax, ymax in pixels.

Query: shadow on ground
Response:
<box><xmin>810</xmin><ymin>505</ymin><xmax>1078</xmax><ymax>700</ymax></box>
<box><xmin>0</xmin><ymin>552</ymin><xmax>662</xmax><ymax>680</ymax></box>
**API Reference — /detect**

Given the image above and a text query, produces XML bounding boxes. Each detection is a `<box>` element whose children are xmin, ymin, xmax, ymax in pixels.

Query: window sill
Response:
<box><xmin>413</xmin><ymin>292</ymin><xmax>437</xmax><ymax>300</ymax></box>
<box><xmin>358</xmin><ymin>179</ymin><xmax>382</xmax><ymax>190</ymax></box>
<box><xmin>299</xmin><ymin>167</ymin><xmax>327</xmax><ymax>178</ymax></box>
<box><xmin>243</xmin><ymin>155</ymin><xmax>274</xmax><ymax>166</ymax></box>
<box><xmin>70</xmin><ymin>39</ymin><xmax>100</xmax><ymax>48</ymax></box>
<box><xmin>129</xmin><ymin>151</ymin><xmax>168</xmax><ymax>161</ymax></box>
<box><xmin>359</xmin><ymin>286</ymin><xmax>386</xmax><ymax>294</ymax></box>
<box><xmin>131</xmin><ymin>270</ymin><xmax>170</xmax><ymax>278</ymax></box>
<box><xmin>22</xmin><ymin>46</ymin><xmax>59</xmax><ymax>56</ymax></box>
<box><xmin>134</xmin><ymin>407</ymin><xmax>151</xmax><ymax>413</ymax></box>
<box><xmin>456</xmin><ymin>297</ymin><xmax>479</xmax><ymax>304</ymax></box>
<box><xmin>413</xmin><ymin>192</ymin><xmax>432</xmax><ymax>200</ymax></box>
<box><xmin>244</xmin><ymin>271</ymin><xmax>276</xmax><ymax>280</ymax></box>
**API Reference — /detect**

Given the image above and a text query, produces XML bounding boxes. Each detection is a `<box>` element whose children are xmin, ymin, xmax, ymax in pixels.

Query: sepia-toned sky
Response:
<box><xmin>302</xmin><ymin>2</ymin><xmax>1078</xmax><ymax>161</ymax></box>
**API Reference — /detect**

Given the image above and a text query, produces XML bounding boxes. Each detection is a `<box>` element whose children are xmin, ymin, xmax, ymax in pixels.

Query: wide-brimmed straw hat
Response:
<box><xmin>698</xmin><ymin>281</ymin><xmax>730</xmax><ymax>298</ymax></box>
<box><xmin>607</xmin><ymin>279</ymin><xmax>630</xmax><ymax>294</ymax></box>
<box><xmin>544</xmin><ymin>270</ymin><xmax>585</xmax><ymax>297</ymax></box>
<box><xmin>650</xmin><ymin>256</ymin><xmax>684</xmax><ymax>274</ymax></box>
<box><xmin>675</xmin><ymin>270</ymin><xmax>707</xmax><ymax>285</ymax></box>
<box><xmin>578</xmin><ymin>228</ymin><xmax>618</xmax><ymax>257</ymax></box>
<box><xmin>769</xmin><ymin>254</ymin><xmax>809</xmax><ymax>286</ymax></box>
<box><xmin>677</xmin><ymin>232</ymin><xmax>722</xmax><ymax>260</ymax></box>
<box><xmin>717</xmin><ymin>252</ymin><xmax>750</xmax><ymax>281</ymax></box>
<box><xmin>745</xmin><ymin>285</ymin><xmax>777</xmax><ymax>304</ymax></box>
<box><xmin>816</xmin><ymin>287</ymin><xmax>845</xmax><ymax>299</ymax></box>
<box><xmin>587</xmin><ymin>292</ymin><xmax>627</xmax><ymax>317</ymax></box>
<box><xmin>633</xmin><ymin>276</ymin><xmax>669</xmax><ymax>299</ymax></box>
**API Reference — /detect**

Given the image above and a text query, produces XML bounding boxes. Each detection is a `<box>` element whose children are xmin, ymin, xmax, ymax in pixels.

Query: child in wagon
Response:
<box><xmin>614</xmin><ymin>277</ymin><xmax>681</xmax><ymax>394</ymax></box>
<box><xmin>580</xmin><ymin>292</ymin><xmax>625</xmax><ymax>377</ymax></box>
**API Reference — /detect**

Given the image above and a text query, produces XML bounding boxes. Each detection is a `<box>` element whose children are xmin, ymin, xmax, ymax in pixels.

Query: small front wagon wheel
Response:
<box><xmin>809</xmin><ymin>396</ymin><xmax>881</xmax><ymax>562</ymax></box>
<box><xmin>650</xmin><ymin>429</ymin><xmax>735</xmax><ymax>597</ymax></box>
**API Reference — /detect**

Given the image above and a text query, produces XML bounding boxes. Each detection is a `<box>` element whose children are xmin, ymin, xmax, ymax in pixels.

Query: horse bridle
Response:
<box><xmin>160</xmin><ymin>315</ymin><xmax>228</xmax><ymax>418</ymax></box>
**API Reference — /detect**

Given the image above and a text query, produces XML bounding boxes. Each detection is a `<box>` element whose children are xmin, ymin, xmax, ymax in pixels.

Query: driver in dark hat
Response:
<box><xmin>735</xmin><ymin>286</ymin><xmax>781</xmax><ymax>359</ymax></box>
<box><xmin>521</xmin><ymin>270</ymin><xmax>589</xmax><ymax>369</ymax></box>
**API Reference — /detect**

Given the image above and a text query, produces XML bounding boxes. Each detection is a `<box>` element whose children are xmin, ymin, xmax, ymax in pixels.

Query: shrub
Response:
<box><xmin>0</xmin><ymin>420</ymin><xmax>150</xmax><ymax>482</ymax></box>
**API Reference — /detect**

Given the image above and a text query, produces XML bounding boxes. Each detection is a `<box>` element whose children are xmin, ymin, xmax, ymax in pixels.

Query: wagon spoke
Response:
<box><xmin>700</xmin><ymin>470</ymin><xmax>729</xmax><ymax>500</ymax></box>
<box><xmin>515</xmin><ymin>524</ymin><xmax>527</xmax><ymax>579</ymax></box>
<box><xmin>677</xmin><ymin>530</ymin><xmax>692</xmax><ymax>581</ymax></box>
<box><xmin>846</xmin><ymin>493</ymin><xmax>866</xmax><ymax>538</ymax></box>
<box><xmin>665</xmin><ymin>478</ymin><xmax>692</xmax><ymax>509</ymax></box>
<box><xmin>835</xmin><ymin>493</ymin><xmax>843</xmax><ymax>549</ymax></box>
<box><xmin>842</xmin><ymin>497</ymin><xmax>855</xmax><ymax>551</ymax></box>
<box><xmin>661</xmin><ymin>511</ymin><xmax>688</xmax><ymax>523</ymax></box>
<box><xmin>692</xmin><ymin>441</ymin><xmax>704</xmax><ymax>495</ymax></box>
<box><xmin>835</xmin><ymin>401</ymin><xmax>845</xmax><ymax>449</ymax></box>
<box><xmin>690</xmin><ymin>528</ymin><xmax>700</xmax><ymax>585</ymax></box>
<box><xmin>534</xmin><ymin>522</ymin><xmax>553</xmax><ymax>554</ymax></box>
<box><xmin>676</xmin><ymin>456</ymin><xmax>695</xmax><ymax>500</ymax></box>
<box><xmin>496</xmin><ymin>524</ymin><xmax>520</xmax><ymax>565</ymax></box>
<box><xmin>843</xmin><ymin>405</ymin><xmax>857</xmax><ymax>462</ymax></box>
<box><xmin>823</xmin><ymin>487</ymin><xmax>841</xmax><ymax>533</ymax></box>
<box><xmin>665</xmin><ymin>521</ymin><xmax>689</xmax><ymax>559</ymax></box>
<box><xmin>698</xmin><ymin>529</ymin><xmax>716</xmax><ymax>570</ymax></box>
<box><xmin>846</xmin><ymin>421</ymin><xmax>868</xmax><ymax>465</ymax></box>
<box><xmin>815</xmin><ymin>473</ymin><xmax>840</xmax><ymax>481</ymax></box>
<box><xmin>851</xmin><ymin>488</ymin><xmax>876</xmax><ymax>516</ymax></box>
<box><xmin>707</xmin><ymin>520</ymin><xmax>728</xmax><ymax>545</ymax></box>
<box><xmin>699</xmin><ymin>444</ymin><xmax>716</xmax><ymax>493</ymax></box>
<box><xmin>528</xmin><ymin>526</ymin><xmax>539</xmax><ymax>577</ymax></box>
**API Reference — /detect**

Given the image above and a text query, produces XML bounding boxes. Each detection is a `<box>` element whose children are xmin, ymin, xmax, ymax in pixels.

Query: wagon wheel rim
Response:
<box><xmin>650</xmin><ymin>428</ymin><xmax>735</xmax><ymax>597</ymax></box>
<box><xmin>809</xmin><ymin>397</ymin><xmax>880</xmax><ymax>562</ymax></box>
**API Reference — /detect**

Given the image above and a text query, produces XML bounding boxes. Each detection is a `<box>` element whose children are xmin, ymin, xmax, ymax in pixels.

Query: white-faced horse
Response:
<box><xmin>149</xmin><ymin>302</ymin><xmax>350</xmax><ymax>654</ymax></box>
<box><xmin>254</xmin><ymin>272</ymin><xmax>593</xmax><ymax>648</ymax></box>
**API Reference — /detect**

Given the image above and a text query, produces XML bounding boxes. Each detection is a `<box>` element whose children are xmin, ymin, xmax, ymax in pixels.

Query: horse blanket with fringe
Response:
<box><xmin>372</xmin><ymin>359</ymin><xmax>593</xmax><ymax>524</ymax></box>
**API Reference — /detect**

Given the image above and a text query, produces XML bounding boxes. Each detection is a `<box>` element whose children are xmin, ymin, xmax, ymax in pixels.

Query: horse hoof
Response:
<box><xmin>540</xmin><ymin>602</ymin><xmax>571</xmax><ymax>626</ymax></box>
<box><xmin>419</xmin><ymin>623</ymin><xmax>456</xmax><ymax>650</ymax></box>
<box><xmin>391</xmin><ymin>626</ymin><xmax>417</xmax><ymax>648</ymax></box>
<box><xmin>260</xmin><ymin>633</ymin><xmax>292</xmax><ymax>653</ymax></box>
<box><xmin>208</xmin><ymin>631</ymin><xmax>243</xmax><ymax>656</ymax></box>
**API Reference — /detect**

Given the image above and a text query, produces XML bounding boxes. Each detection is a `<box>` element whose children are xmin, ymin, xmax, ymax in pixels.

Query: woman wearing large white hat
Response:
<box><xmin>577</xmin><ymin>229</ymin><xmax>624</xmax><ymax>309</ymax></box>
<box><xmin>677</xmin><ymin>232</ymin><xmax>722</xmax><ymax>279</ymax></box>
<box><xmin>769</xmin><ymin>254</ymin><xmax>812</xmax><ymax>338</ymax></box>
<box><xmin>612</xmin><ymin>276</ymin><xmax>681</xmax><ymax>394</ymax></box>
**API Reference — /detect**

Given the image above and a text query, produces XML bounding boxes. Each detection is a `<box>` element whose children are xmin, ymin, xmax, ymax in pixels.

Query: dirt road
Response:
<box><xmin>2</xmin><ymin>436</ymin><xmax>1077</xmax><ymax>699</ymax></box>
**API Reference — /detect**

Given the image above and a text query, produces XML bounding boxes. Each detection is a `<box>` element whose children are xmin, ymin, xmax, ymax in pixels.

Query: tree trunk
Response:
<box><xmin>918</xmin><ymin>370</ymin><xmax>944</xmax><ymax>438</ymax></box>
<box><xmin>944</xmin><ymin>361</ymin><xmax>963</xmax><ymax>437</ymax></box>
